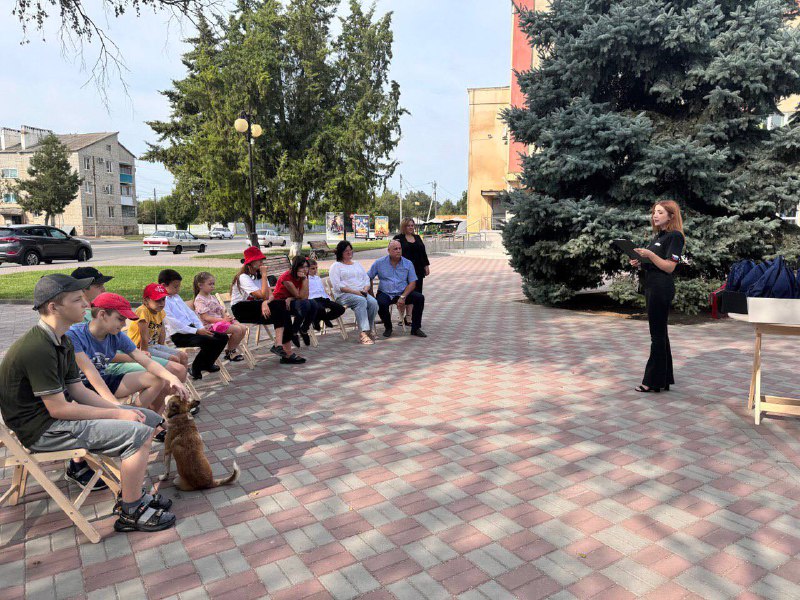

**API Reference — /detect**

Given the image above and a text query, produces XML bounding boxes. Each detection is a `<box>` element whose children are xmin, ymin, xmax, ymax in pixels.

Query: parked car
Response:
<box><xmin>256</xmin><ymin>229</ymin><xmax>288</xmax><ymax>247</ymax></box>
<box><xmin>143</xmin><ymin>230</ymin><xmax>206</xmax><ymax>255</ymax></box>
<box><xmin>0</xmin><ymin>225</ymin><xmax>93</xmax><ymax>266</ymax></box>
<box><xmin>209</xmin><ymin>227</ymin><xmax>234</xmax><ymax>240</ymax></box>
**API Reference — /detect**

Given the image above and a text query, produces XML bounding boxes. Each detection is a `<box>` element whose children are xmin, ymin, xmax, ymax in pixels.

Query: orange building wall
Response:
<box><xmin>509</xmin><ymin>0</ymin><xmax>536</xmax><ymax>175</ymax></box>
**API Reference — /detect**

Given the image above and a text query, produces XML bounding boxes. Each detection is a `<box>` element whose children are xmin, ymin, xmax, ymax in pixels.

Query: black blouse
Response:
<box><xmin>393</xmin><ymin>234</ymin><xmax>430</xmax><ymax>278</ymax></box>
<box><xmin>643</xmin><ymin>230</ymin><xmax>684</xmax><ymax>276</ymax></box>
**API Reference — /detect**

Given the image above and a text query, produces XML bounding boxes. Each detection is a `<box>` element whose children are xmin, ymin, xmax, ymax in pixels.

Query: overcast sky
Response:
<box><xmin>0</xmin><ymin>0</ymin><xmax>513</xmax><ymax>204</ymax></box>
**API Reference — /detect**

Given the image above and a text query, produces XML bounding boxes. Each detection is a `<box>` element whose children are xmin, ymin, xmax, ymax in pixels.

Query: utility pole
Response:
<box><xmin>399</xmin><ymin>174</ymin><xmax>403</xmax><ymax>226</ymax></box>
<box><xmin>153</xmin><ymin>188</ymin><xmax>158</xmax><ymax>232</ymax></box>
<box><xmin>92</xmin><ymin>157</ymin><xmax>99</xmax><ymax>238</ymax></box>
<box><xmin>427</xmin><ymin>181</ymin><xmax>437</xmax><ymax>222</ymax></box>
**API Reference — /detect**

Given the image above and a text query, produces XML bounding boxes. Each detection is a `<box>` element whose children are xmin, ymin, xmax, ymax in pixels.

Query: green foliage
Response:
<box><xmin>16</xmin><ymin>135</ymin><xmax>81</xmax><ymax>225</ymax></box>
<box><xmin>609</xmin><ymin>276</ymin><xmax>723</xmax><ymax>316</ymax></box>
<box><xmin>160</xmin><ymin>189</ymin><xmax>200</xmax><ymax>230</ymax></box>
<box><xmin>146</xmin><ymin>1</ymin><xmax>403</xmax><ymax>246</ymax></box>
<box><xmin>503</xmin><ymin>0</ymin><xmax>800</xmax><ymax>312</ymax></box>
<box><xmin>439</xmin><ymin>191</ymin><xmax>467</xmax><ymax>215</ymax></box>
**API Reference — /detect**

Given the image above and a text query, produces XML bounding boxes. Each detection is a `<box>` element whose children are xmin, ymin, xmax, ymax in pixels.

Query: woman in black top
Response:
<box><xmin>394</xmin><ymin>218</ymin><xmax>430</xmax><ymax>291</ymax></box>
<box><xmin>630</xmin><ymin>201</ymin><xmax>685</xmax><ymax>393</ymax></box>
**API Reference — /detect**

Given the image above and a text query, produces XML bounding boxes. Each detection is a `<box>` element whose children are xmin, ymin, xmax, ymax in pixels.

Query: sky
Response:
<box><xmin>0</xmin><ymin>0</ymin><xmax>513</xmax><ymax>205</ymax></box>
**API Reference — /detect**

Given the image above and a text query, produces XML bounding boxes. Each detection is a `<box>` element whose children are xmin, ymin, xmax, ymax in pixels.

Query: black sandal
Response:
<box><xmin>225</xmin><ymin>350</ymin><xmax>245</xmax><ymax>362</ymax></box>
<box><xmin>114</xmin><ymin>500</ymin><xmax>176</xmax><ymax>532</ymax></box>
<box><xmin>280</xmin><ymin>353</ymin><xmax>307</xmax><ymax>364</ymax></box>
<box><xmin>635</xmin><ymin>385</ymin><xmax>660</xmax><ymax>393</ymax></box>
<box><xmin>113</xmin><ymin>492</ymin><xmax>173</xmax><ymax>515</ymax></box>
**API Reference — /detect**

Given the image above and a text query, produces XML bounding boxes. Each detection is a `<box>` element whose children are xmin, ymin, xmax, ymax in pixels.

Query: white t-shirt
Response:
<box><xmin>231</xmin><ymin>274</ymin><xmax>262</xmax><ymax>306</ymax></box>
<box><xmin>308</xmin><ymin>275</ymin><xmax>329</xmax><ymax>300</ymax></box>
<box><xmin>329</xmin><ymin>262</ymin><xmax>370</xmax><ymax>296</ymax></box>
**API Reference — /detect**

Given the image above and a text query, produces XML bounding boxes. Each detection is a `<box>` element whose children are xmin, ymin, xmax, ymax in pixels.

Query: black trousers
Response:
<box><xmin>289</xmin><ymin>299</ymin><xmax>317</xmax><ymax>334</ymax></box>
<box><xmin>171</xmin><ymin>331</ymin><xmax>228</xmax><ymax>372</ymax></box>
<box><xmin>377</xmin><ymin>290</ymin><xmax>424</xmax><ymax>332</ymax></box>
<box><xmin>642</xmin><ymin>274</ymin><xmax>675</xmax><ymax>389</ymax></box>
<box><xmin>414</xmin><ymin>276</ymin><xmax>425</xmax><ymax>293</ymax></box>
<box><xmin>312</xmin><ymin>298</ymin><xmax>345</xmax><ymax>327</ymax></box>
<box><xmin>231</xmin><ymin>300</ymin><xmax>293</xmax><ymax>333</ymax></box>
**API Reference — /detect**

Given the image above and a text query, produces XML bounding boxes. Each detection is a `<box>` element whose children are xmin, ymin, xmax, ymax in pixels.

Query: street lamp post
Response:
<box><xmin>234</xmin><ymin>113</ymin><xmax>263</xmax><ymax>248</ymax></box>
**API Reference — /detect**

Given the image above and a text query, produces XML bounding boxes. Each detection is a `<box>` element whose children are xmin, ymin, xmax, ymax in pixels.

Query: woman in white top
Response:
<box><xmin>307</xmin><ymin>258</ymin><xmax>346</xmax><ymax>331</ymax></box>
<box><xmin>229</xmin><ymin>246</ymin><xmax>305</xmax><ymax>364</ymax></box>
<box><xmin>328</xmin><ymin>241</ymin><xmax>378</xmax><ymax>345</ymax></box>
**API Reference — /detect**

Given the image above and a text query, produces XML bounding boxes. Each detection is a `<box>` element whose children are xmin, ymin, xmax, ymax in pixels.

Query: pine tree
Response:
<box><xmin>503</xmin><ymin>0</ymin><xmax>800</xmax><ymax>313</ymax></box>
<box><xmin>16</xmin><ymin>134</ymin><xmax>81</xmax><ymax>226</ymax></box>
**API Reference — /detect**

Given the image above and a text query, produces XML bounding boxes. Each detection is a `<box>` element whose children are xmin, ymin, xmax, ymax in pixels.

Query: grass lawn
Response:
<box><xmin>201</xmin><ymin>239</ymin><xmax>390</xmax><ymax>261</ymax></box>
<box><xmin>0</xmin><ymin>264</ymin><xmax>329</xmax><ymax>302</ymax></box>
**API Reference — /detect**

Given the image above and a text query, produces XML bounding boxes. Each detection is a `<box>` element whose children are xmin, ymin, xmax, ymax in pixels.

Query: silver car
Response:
<box><xmin>257</xmin><ymin>229</ymin><xmax>288</xmax><ymax>247</ymax></box>
<box><xmin>143</xmin><ymin>230</ymin><xmax>207</xmax><ymax>255</ymax></box>
<box><xmin>209</xmin><ymin>227</ymin><xmax>234</xmax><ymax>239</ymax></box>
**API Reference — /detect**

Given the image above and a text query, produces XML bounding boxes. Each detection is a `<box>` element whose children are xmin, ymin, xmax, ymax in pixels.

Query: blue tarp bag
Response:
<box><xmin>748</xmin><ymin>257</ymin><xmax>799</xmax><ymax>298</ymax></box>
<box><xmin>739</xmin><ymin>261</ymin><xmax>770</xmax><ymax>294</ymax></box>
<box><xmin>726</xmin><ymin>260</ymin><xmax>757</xmax><ymax>292</ymax></box>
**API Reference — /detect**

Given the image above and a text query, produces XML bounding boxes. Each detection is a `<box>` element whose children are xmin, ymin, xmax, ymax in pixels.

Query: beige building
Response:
<box><xmin>0</xmin><ymin>125</ymin><xmax>138</xmax><ymax>235</ymax></box>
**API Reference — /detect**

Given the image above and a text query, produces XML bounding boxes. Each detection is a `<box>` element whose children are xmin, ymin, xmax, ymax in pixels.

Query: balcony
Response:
<box><xmin>119</xmin><ymin>173</ymin><xmax>133</xmax><ymax>184</ymax></box>
<box><xmin>121</xmin><ymin>195</ymin><xmax>135</xmax><ymax>206</ymax></box>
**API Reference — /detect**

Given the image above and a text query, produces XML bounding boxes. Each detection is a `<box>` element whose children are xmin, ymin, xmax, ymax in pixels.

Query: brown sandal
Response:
<box><xmin>360</xmin><ymin>332</ymin><xmax>374</xmax><ymax>345</ymax></box>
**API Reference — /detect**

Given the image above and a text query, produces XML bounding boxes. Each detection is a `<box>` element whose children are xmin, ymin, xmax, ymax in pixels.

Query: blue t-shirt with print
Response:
<box><xmin>66</xmin><ymin>322</ymin><xmax>136</xmax><ymax>380</ymax></box>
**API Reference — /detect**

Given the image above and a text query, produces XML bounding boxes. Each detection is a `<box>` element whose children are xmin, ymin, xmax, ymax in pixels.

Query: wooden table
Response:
<box><xmin>730</xmin><ymin>313</ymin><xmax>800</xmax><ymax>424</ymax></box>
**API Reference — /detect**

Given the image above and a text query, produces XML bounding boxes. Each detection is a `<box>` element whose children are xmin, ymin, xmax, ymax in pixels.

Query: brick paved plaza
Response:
<box><xmin>4</xmin><ymin>255</ymin><xmax>800</xmax><ymax>599</ymax></box>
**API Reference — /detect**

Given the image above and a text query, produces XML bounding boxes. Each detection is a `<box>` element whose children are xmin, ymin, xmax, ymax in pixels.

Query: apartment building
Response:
<box><xmin>0</xmin><ymin>125</ymin><xmax>138</xmax><ymax>235</ymax></box>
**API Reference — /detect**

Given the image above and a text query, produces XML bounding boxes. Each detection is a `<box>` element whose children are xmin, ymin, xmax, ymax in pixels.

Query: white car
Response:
<box><xmin>209</xmin><ymin>227</ymin><xmax>234</xmax><ymax>239</ymax></box>
<box><xmin>257</xmin><ymin>229</ymin><xmax>288</xmax><ymax>247</ymax></box>
<box><xmin>143</xmin><ymin>230</ymin><xmax>206</xmax><ymax>255</ymax></box>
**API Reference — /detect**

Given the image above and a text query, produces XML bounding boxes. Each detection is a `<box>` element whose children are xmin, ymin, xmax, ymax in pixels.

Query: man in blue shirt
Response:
<box><xmin>367</xmin><ymin>240</ymin><xmax>427</xmax><ymax>338</ymax></box>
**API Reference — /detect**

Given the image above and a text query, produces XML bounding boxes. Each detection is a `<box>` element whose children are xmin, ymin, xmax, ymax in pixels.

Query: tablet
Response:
<box><xmin>612</xmin><ymin>239</ymin><xmax>650</xmax><ymax>263</ymax></box>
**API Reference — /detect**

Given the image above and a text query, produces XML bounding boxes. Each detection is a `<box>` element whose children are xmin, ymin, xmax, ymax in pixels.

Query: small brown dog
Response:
<box><xmin>159</xmin><ymin>395</ymin><xmax>240</xmax><ymax>491</ymax></box>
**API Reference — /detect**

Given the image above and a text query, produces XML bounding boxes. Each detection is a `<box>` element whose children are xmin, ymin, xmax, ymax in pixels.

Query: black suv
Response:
<box><xmin>0</xmin><ymin>225</ymin><xmax>93</xmax><ymax>266</ymax></box>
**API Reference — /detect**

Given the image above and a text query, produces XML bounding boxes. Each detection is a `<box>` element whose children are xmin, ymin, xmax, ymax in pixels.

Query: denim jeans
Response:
<box><xmin>289</xmin><ymin>299</ymin><xmax>317</xmax><ymax>334</ymax></box>
<box><xmin>336</xmin><ymin>293</ymin><xmax>378</xmax><ymax>332</ymax></box>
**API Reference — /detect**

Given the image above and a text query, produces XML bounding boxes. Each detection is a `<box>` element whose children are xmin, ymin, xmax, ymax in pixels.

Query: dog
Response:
<box><xmin>159</xmin><ymin>394</ymin><xmax>240</xmax><ymax>491</ymax></box>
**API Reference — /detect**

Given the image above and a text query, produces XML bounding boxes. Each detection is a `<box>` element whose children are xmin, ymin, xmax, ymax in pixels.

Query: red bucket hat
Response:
<box><xmin>92</xmin><ymin>292</ymin><xmax>138</xmax><ymax>320</ymax></box>
<box><xmin>243</xmin><ymin>246</ymin><xmax>267</xmax><ymax>265</ymax></box>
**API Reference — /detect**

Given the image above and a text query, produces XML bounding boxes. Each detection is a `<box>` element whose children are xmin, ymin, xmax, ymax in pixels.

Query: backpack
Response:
<box><xmin>748</xmin><ymin>256</ymin><xmax>799</xmax><ymax>298</ymax></box>
<box><xmin>740</xmin><ymin>261</ymin><xmax>770</xmax><ymax>295</ymax></box>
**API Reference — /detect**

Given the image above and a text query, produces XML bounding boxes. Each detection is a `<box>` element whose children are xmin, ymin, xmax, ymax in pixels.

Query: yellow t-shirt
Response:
<box><xmin>127</xmin><ymin>304</ymin><xmax>165</xmax><ymax>348</ymax></box>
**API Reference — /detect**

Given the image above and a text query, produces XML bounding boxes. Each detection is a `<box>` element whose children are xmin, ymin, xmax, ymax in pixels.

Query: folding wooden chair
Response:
<box><xmin>0</xmin><ymin>419</ymin><xmax>121</xmax><ymax>544</ymax></box>
<box><xmin>322</xmin><ymin>277</ymin><xmax>353</xmax><ymax>341</ymax></box>
<box><xmin>211</xmin><ymin>292</ymin><xmax>256</xmax><ymax>369</ymax></box>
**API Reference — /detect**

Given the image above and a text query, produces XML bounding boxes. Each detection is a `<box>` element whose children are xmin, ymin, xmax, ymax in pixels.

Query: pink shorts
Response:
<box><xmin>209</xmin><ymin>321</ymin><xmax>231</xmax><ymax>334</ymax></box>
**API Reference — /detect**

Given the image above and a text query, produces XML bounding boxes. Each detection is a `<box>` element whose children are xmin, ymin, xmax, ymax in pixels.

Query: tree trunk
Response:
<box><xmin>287</xmin><ymin>194</ymin><xmax>308</xmax><ymax>258</ymax></box>
<box><xmin>242</xmin><ymin>213</ymin><xmax>255</xmax><ymax>247</ymax></box>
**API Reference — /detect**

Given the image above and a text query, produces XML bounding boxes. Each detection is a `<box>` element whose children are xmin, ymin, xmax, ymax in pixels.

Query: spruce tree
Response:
<box><xmin>503</xmin><ymin>0</ymin><xmax>800</xmax><ymax>313</ymax></box>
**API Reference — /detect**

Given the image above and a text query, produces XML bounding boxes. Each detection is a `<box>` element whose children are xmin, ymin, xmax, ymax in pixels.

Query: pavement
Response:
<box><xmin>4</xmin><ymin>255</ymin><xmax>800</xmax><ymax>599</ymax></box>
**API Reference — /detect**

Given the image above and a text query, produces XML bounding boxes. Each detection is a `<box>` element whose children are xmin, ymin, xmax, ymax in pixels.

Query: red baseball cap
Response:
<box><xmin>143</xmin><ymin>283</ymin><xmax>169</xmax><ymax>301</ymax></box>
<box><xmin>243</xmin><ymin>246</ymin><xmax>267</xmax><ymax>265</ymax></box>
<box><xmin>91</xmin><ymin>292</ymin><xmax>138</xmax><ymax>320</ymax></box>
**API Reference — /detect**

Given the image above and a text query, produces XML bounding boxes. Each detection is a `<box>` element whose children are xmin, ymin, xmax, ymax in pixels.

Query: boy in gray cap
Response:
<box><xmin>0</xmin><ymin>274</ymin><xmax>177</xmax><ymax>532</ymax></box>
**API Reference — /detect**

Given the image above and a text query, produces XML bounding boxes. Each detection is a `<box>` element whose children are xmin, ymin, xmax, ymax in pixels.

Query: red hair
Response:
<box><xmin>651</xmin><ymin>200</ymin><xmax>685</xmax><ymax>238</ymax></box>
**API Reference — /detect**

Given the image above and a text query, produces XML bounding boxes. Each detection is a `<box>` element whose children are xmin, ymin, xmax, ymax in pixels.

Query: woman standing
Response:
<box><xmin>329</xmin><ymin>241</ymin><xmax>378</xmax><ymax>345</ymax></box>
<box><xmin>394</xmin><ymin>218</ymin><xmax>430</xmax><ymax>326</ymax></box>
<box><xmin>631</xmin><ymin>201</ymin><xmax>685</xmax><ymax>393</ymax></box>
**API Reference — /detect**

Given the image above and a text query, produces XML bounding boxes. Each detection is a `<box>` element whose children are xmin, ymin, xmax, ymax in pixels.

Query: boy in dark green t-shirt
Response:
<box><xmin>0</xmin><ymin>275</ymin><xmax>177</xmax><ymax>533</ymax></box>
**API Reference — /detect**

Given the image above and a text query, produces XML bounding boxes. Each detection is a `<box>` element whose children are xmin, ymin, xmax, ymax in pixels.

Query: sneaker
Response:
<box><xmin>65</xmin><ymin>459</ymin><xmax>109</xmax><ymax>491</ymax></box>
<box><xmin>206</xmin><ymin>364</ymin><xmax>221</xmax><ymax>373</ymax></box>
<box><xmin>383</xmin><ymin>328</ymin><xmax>393</xmax><ymax>338</ymax></box>
<box><xmin>410</xmin><ymin>329</ymin><xmax>427</xmax><ymax>338</ymax></box>
<box><xmin>189</xmin><ymin>400</ymin><xmax>201</xmax><ymax>415</ymax></box>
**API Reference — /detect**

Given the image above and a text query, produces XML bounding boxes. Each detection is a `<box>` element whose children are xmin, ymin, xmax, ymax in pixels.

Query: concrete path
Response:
<box><xmin>3</xmin><ymin>255</ymin><xmax>800</xmax><ymax>599</ymax></box>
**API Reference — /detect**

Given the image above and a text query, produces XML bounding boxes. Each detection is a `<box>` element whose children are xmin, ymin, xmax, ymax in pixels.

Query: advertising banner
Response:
<box><xmin>354</xmin><ymin>214</ymin><xmax>370</xmax><ymax>239</ymax></box>
<box><xmin>325</xmin><ymin>212</ymin><xmax>344</xmax><ymax>242</ymax></box>
<box><xmin>374</xmin><ymin>216</ymin><xmax>389</xmax><ymax>238</ymax></box>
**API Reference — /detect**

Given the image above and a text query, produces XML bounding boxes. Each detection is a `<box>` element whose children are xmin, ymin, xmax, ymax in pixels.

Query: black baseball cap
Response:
<box><xmin>70</xmin><ymin>266</ymin><xmax>113</xmax><ymax>285</ymax></box>
<box><xmin>33</xmin><ymin>274</ymin><xmax>93</xmax><ymax>311</ymax></box>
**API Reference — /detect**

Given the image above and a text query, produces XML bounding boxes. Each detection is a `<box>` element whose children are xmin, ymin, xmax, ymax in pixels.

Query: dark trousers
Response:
<box><xmin>377</xmin><ymin>290</ymin><xmax>424</xmax><ymax>332</ymax></box>
<box><xmin>415</xmin><ymin>277</ymin><xmax>424</xmax><ymax>293</ymax></box>
<box><xmin>171</xmin><ymin>331</ymin><xmax>227</xmax><ymax>372</ymax></box>
<box><xmin>642</xmin><ymin>274</ymin><xmax>675</xmax><ymax>389</ymax></box>
<box><xmin>231</xmin><ymin>300</ymin><xmax>292</xmax><ymax>333</ymax></box>
<box><xmin>289</xmin><ymin>299</ymin><xmax>317</xmax><ymax>334</ymax></box>
<box><xmin>312</xmin><ymin>298</ymin><xmax>346</xmax><ymax>328</ymax></box>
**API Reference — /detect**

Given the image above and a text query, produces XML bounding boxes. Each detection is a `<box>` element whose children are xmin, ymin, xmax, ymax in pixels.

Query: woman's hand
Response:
<box><xmin>424</xmin><ymin>266</ymin><xmax>430</xmax><ymax>277</ymax></box>
<box><xmin>629</xmin><ymin>259</ymin><xmax>641</xmax><ymax>268</ymax></box>
<box><xmin>261</xmin><ymin>302</ymin><xmax>271</xmax><ymax>318</ymax></box>
<box><xmin>634</xmin><ymin>248</ymin><xmax>655</xmax><ymax>260</ymax></box>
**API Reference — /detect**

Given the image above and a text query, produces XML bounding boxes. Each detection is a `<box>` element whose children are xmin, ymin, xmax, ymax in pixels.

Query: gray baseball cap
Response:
<box><xmin>33</xmin><ymin>274</ymin><xmax>93</xmax><ymax>310</ymax></box>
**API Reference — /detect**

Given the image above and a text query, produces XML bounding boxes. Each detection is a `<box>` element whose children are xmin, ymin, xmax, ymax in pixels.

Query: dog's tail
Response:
<box><xmin>212</xmin><ymin>460</ymin><xmax>240</xmax><ymax>487</ymax></box>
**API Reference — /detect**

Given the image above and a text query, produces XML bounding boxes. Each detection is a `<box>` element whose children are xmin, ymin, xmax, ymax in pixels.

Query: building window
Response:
<box><xmin>84</xmin><ymin>156</ymin><xmax>91</xmax><ymax>170</ymax></box>
<box><xmin>84</xmin><ymin>181</ymin><xmax>92</xmax><ymax>194</ymax></box>
<box><xmin>86</xmin><ymin>205</ymin><xmax>94</xmax><ymax>218</ymax></box>
<box><xmin>106</xmin><ymin>161</ymin><xmax>112</xmax><ymax>173</ymax></box>
<box><xmin>106</xmin><ymin>144</ymin><xmax>112</xmax><ymax>152</ymax></box>
<box><xmin>103</xmin><ymin>184</ymin><xmax>114</xmax><ymax>195</ymax></box>
<box><xmin>108</xmin><ymin>206</ymin><xmax>115</xmax><ymax>218</ymax></box>
<box><xmin>122</xmin><ymin>205</ymin><xmax>136</xmax><ymax>218</ymax></box>
<box><xmin>1</xmin><ymin>168</ymin><xmax>18</xmax><ymax>178</ymax></box>
<box><xmin>3</xmin><ymin>193</ymin><xmax>17</xmax><ymax>203</ymax></box>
